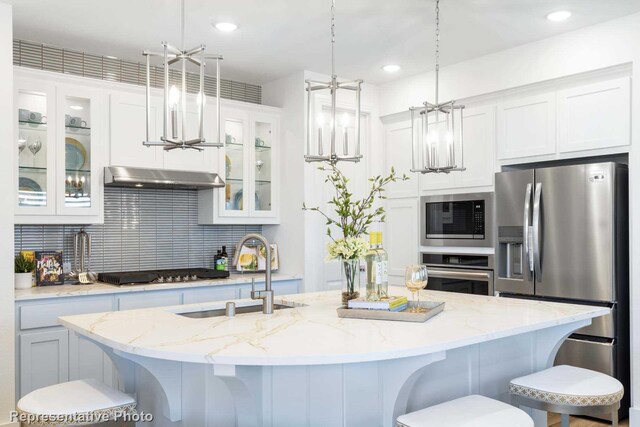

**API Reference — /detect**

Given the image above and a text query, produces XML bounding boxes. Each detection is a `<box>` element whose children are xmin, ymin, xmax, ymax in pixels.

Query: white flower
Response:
<box><xmin>327</xmin><ymin>237</ymin><xmax>368</xmax><ymax>260</ymax></box>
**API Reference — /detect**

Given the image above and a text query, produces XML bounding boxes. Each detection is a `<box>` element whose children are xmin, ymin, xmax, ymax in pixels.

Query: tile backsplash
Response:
<box><xmin>14</xmin><ymin>187</ymin><xmax>261</xmax><ymax>272</ymax></box>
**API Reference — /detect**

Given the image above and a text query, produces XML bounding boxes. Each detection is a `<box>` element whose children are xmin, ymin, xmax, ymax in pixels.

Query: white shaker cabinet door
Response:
<box><xmin>557</xmin><ymin>77</ymin><xmax>630</xmax><ymax>153</ymax></box>
<box><xmin>385</xmin><ymin>198</ymin><xmax>419</xmax><ymax>285</ymax></box>
<box><xmin>497</xmin><ymin>92</ymin><xmax>556</xmax><ymax>160</ymax></box>
<box><xmin>109</xmin><ymin>91</ymin><xmax>163</xmax><ymax>168</ymax></box>
<box><xmin>383</xmin><ymin>118</ymin><xmax>420</xmax><ymax>198</ymax></box>
<box><xmin>454</xmin><ymin>105</ymin><xmax>496</xmax><ymax>189</ymax></box>
<box><xmin>69</xmin><ymin>331</ymin><xmax>114</xmax><ymax>387</ymax></box>
<box><xmin>19</xmin><ymin>329</ymin><xmax>69</xmax><ymax>397</ymax></box>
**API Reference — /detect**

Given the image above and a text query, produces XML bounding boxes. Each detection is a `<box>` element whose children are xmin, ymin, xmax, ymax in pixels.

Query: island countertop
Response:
<box><xmin>59</xmin><ymin>289</ymin><xmax>608</xmax><ymax>366</ymax></box>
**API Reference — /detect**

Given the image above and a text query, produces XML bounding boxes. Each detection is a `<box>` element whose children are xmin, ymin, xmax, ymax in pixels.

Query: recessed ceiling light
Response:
<box><xmin>215</xmin><ymin>22</ymin><xmax>238</xmax><ymax>32</ymax></box>
<box><xmin>69</xmin><ymin>105</ymin><xmax>83</xmax><ymax>110</ymax></box>
<box><xmin>105</xmin><ymin>55</ymin><xmax>119</xmax><ymax>60</ymax></box>
<box><xmin>546</xmin><ymin>10</ymin><xmax>572</xmax><ymax>22</ymax></box>
<box><xmin>382</xmin><ymin>64</ymin><xmax>401</xmax><ymax>73</ymax></box>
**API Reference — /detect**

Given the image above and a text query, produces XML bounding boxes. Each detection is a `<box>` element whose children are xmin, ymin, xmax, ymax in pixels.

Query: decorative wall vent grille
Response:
<box><xmin>13</xmin><ymin>39</ymin><xmax>262</xmax><ymax>104</ymax></box>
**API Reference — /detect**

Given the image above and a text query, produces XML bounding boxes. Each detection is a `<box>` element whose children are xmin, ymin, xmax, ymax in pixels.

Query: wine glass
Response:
<box><xmin>18</xmin><ymin>133</ymin><xmax>26</xmax><ymax>154</ymax></box>
<box><xmin>28</xmin><ymin>136</ymin><xmax>42</xmax><ymax>156</ymax></box>
<box><xmin>405</xmin><ymin>265</ymin><xmax>428</xmax><ymax>313</ymax></box>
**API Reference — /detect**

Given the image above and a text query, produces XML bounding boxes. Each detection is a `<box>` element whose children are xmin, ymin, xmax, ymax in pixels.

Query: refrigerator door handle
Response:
<box><xmin>523</xmin><ymin>183</ymin><xmax>533</xmax><ymax>279</ymax></box>
<box><xmin>532</xmin><ymin>182</ymin><xmax>542</xmax><ymax>279</ymax></box>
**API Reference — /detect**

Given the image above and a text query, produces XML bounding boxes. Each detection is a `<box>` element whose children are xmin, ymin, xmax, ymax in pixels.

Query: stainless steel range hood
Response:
<box><xmin>104</xmin><ymin>166</ymin><xmax>225</xmax><ymax>190</ymax></box>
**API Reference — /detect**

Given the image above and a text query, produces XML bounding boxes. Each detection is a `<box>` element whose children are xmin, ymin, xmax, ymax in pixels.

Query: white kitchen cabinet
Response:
<box><xmin>384</xmin><ymin>198</ymin><xmax>419</xmax><ymax>285</ymax></box>
<box><xmin>15</xmin><ymin>74</ymin><xmax>106</xmax><ymax>223</ymax></box>
<box><xmin>453</xmin><ymin>105</ymin><xmax>495</xmax><ymax>188</ymax></box>
<box><xmin>497</xmin><ymin>93</ymin><xmax>556</xmax><ymax>160</ymax></box>
<box><xmin>109</xmin><ymin>91</ymin><xmax>163</xmax><ymax>169</ymax></box>
<box><xmin>383</xmin><ymin>118</ymin><xmax>420</xmax><ymax>198</ymax></box>
<box><xmin>557</xmin><ymin>77</ymin><xmax>630</xmax><ymax>153</ymax></box>
<box><xmin>19</xmin><ymin>329</ymin><xmax>69</xmax><ymax>397</ymax></box>
<box><xmin>198</xmin><ymin>106</ymin><xmax>280</xmax><ymax>224</ymax></box>
<box><xmin>69</xmin><ymin>331</ymin><xmax>114</xmax><ymax>387</ymax></box>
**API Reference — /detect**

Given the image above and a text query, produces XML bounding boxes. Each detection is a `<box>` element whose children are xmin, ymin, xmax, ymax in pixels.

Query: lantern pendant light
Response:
<box><xmin>142</xmin><ymin>0</ymin><xmax>223</xmax><ymax>151</ymax></box>
<box><xmin>305</xmin><ymin>0</ymin><xmax>363</xmax><ymax>164</ymax></box>
<box><xmin>409</xmin><ymin>0</ymin><xmax>465</xmax><ymax>173</ymax></box>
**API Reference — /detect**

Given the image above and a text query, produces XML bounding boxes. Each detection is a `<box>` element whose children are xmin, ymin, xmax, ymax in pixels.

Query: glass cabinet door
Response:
<box><xmin>17</xmin><ymin>87</ymin><xmax>54</xmax><ymax>213</ymax></box>
<box><xmin>62</xmin><ymin>95</ymin><xmax>92</xmax><ymax>208</ymax></box>
<box><xmin>253</xmin><ymin>117</ymin><xmax>273</xmax><ymax>213</ymax></box>
<box><xmin>221</xmin><ymin>109</ymin><xmax>249</xmax><ymax>216</ymax></box>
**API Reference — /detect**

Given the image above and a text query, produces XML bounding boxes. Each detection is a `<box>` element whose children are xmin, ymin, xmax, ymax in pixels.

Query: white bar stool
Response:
<box><xmin>510</xmin><ymin>365</ymin><xmax>624</xmax><ymax>427</ymax></box>
<box><xmin>396</xmin><ymin>394</ymin><xmax>534</xmax><ymax>427</ymax></box>
<box><xmin>17</xmin><ymin>379</ymin><xmax>136</xmax><ymax>426</ymax></box>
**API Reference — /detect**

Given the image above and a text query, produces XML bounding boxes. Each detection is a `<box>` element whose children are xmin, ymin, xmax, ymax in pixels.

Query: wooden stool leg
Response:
<box><xmin>561</xmin><ymin>413</ymin><xmax>570</xmax><ymax>427</ymax></box>
<box><xmin>612</xmin><ymin>409</ymin><xmax>618</xmax><ymax>427</ymax></box>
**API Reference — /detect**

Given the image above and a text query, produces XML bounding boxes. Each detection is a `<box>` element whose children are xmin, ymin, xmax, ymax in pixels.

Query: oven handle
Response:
<box><xmin>427</xmin><ymin>269</ymin><xmax>492</xmax><ymax>282</ymax></box>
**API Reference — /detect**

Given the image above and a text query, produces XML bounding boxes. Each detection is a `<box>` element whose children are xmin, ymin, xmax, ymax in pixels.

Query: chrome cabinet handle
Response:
<box><xmin>523</xmin><ymin>183</ymin><xmax>533</xmax><ymax>279</ymax></box>
<box><xmin>427</xmin><ymin>269</ymin><xmax>491</xmax><ymax>281</ymax></box>
<box><xmin>532</xmin><ymin>182</ymin><xmax>542</xmax><ymax>279</ymax></box>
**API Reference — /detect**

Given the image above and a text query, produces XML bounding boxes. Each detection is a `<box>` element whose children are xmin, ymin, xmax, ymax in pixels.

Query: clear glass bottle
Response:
<box><xmin>365</xmin><ymin>232</ymin><xmax>381</xmax><ymax>301</ymax></box>
<box><xmin>377</xmin><ymin>232</ymin><xmax>389</xmax><ymax>299</ymax></box>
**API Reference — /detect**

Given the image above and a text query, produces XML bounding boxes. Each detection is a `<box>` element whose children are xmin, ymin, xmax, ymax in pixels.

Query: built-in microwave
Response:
<box><xmin>420</xmin><ymin>192</ymin><xmax>494</xmax><ymax>247</ymax></box>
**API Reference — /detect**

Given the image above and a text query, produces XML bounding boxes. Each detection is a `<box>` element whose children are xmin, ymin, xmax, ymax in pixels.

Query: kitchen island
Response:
<box><xmin>59</xmin><ymin>289</ymin><xmax>608</xmax><ymax>427</ymax></box>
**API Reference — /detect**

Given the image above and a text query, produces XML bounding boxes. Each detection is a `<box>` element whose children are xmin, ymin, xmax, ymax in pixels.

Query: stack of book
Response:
<box><xmin>347</xmin><ymin>296</ymin><xmax>408</xmax><ymax>312</ymax></box>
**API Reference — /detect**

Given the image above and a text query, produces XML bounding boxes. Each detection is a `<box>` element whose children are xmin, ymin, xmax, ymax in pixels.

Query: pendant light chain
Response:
<box><xmin>435</xmin><ymin>0</ymin><xmax>440</xmax><ymax>105</ymax></box>
<box><xmin>408</xmin><ymin>0</ymin><xmax>466</xmax><ymax>174</ymax></box>
<box><xmin>181</xmin><ymin>0</ymin><xmax>186</xmax><ymax>50</ymax></box>
<box><xmin>304</xmin><ymin>0</ymin><xmax>363</xmax><ymax>163</ymax></box>
<box><xmin>331</xmin><ymin>0</ymin><xmax>336</xmax><ymax>77</ymax></box>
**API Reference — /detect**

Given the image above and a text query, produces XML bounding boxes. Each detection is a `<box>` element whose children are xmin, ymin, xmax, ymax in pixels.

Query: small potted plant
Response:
<box><xmin>15</xmin><ymin>253</ymin><xmax>35</xmax><ymax>290</ymax></box>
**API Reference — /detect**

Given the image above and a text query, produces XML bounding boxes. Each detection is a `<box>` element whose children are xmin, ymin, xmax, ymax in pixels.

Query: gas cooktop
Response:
<box><xmin>98</xmin><ymin>268</ymin><xmax>230</xmax><ymax>285</ymax></box>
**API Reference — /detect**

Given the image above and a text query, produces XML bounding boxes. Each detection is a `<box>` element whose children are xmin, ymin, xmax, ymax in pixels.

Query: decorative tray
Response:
<box><xmin>336</xmin><ymin>301</ymin><xmax>445</xmax><ymax>323</ymax></box>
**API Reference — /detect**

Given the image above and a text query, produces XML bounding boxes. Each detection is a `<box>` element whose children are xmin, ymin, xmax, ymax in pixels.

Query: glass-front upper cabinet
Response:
<box><xmin>200</xmin><ymin>107</ymin><xmax>279</xmax><ymax>225</ymax></box>
<box><xmin>15</xmin><ymin>73</ymin><xmax>104</xmax><ymax>223</ymax></box>
<box><xmin>223</xmin><ymin>108</ymin><xmax>248</xmax><ymax>216</ymax></box>
<box><xmin>16</xmin><ymin>81</ymin><xmax>56</xmax><ymax>215</ymax></box>
<box><xmin>56</xmin><ymin>86</ymin><xmax>103</xmax><ymax>217</ymax></box>
<box><xmin>251</xmin><ymin>113</ymin><xmax>275</xmax><ymax>215</ymax></box>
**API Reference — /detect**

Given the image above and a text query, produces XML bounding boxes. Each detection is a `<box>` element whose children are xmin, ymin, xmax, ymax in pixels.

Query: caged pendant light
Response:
<box><xmin>142</xmin><ymin>0</ymin><xmax>223</xmax><ymax>151</ymax></box>
<box><xmin>409</xmin><ymin>0</ymin><xmax>466</xmax><ymax>174</ymax></box>
<box><xmin>305</xmin><ymin>0</ymin><xmax>363</xmax><ymax>164</ymax></box>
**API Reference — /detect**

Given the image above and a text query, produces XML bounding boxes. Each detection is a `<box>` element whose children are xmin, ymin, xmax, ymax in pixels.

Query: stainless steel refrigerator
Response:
<box><xmin>495</xmin><ymin>162</ymin><xmax>629</xmax><ymax>420</ymax></box>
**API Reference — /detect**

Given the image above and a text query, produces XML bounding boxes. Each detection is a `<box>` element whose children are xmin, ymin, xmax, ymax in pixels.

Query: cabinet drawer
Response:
<box><xmin>182</xmin><ymin>286</ymin><xmax>239</xmax><ymax>304</ymax></box>
<box><xmin>19</xmin><ymin>297</ymin><xmax>114</xmax><ymax>330</ymax></box>
<box><xmin>117</xmin><ymin>291</ymin><xmax>181</xmax><ymax>310</ymax></box>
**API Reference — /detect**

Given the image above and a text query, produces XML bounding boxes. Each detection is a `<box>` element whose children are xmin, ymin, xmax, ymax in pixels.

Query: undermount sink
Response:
<box><xmin>177</xmin><ymin>303</ymin><xmax>297</xmax><ymax>318</ymax></box>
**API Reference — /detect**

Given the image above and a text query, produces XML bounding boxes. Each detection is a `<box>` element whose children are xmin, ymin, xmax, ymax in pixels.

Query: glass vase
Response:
<box><xmin>341</xmin><ymin>258</ymin><xmax>361</xmax><ymax>306</ymax></box>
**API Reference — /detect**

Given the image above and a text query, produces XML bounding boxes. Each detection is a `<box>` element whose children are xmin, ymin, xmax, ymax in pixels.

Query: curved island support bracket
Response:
<box><xmin>114</xmin><ymin>349</ymin><xmax>183</xmax><ymax>422</ymax></box>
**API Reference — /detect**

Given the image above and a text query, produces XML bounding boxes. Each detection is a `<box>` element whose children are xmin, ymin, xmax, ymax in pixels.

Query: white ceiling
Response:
<box><xmin>8</xmin><ymin>0</ymin><xmax>640</xmax><ymax>85</ymax></box>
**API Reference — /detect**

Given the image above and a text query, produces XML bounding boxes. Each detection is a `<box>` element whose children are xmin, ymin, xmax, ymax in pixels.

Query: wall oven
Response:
<box><xmin>422</xmin><ymin>253</ymin><xmax>494</xmax><ymax>296</ymax></box>
<box><xmin>420</xmin><ymin>193</ymin><xmax>494</xmax><ymax>248</ymax></box>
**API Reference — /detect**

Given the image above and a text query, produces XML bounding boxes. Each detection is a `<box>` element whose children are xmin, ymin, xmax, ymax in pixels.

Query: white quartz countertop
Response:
<box><xmin>59</xmin><ymin>288</ymin><xmax>608</xmax><ymax>366</ymax></box>
<box><xmin>15</xmin><ymin>273</ymin><xmax>301</xmax><ymax>301</ymax></box>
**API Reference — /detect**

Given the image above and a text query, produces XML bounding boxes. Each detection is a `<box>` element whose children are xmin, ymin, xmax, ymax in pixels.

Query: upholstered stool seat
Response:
<box><xmin>510</xmin><ymin>365</ymin><xmax>623</xmax><ymax>427</ymax></box>
<box><xmin>17</xmin><ymin>379</ymin><xmax>136</xmax><ymax>426</ymax></box>
<box><xmin>396</xmin><ymin>394</ymin><xmax>534</xmax><ymax>427</ymax></box>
